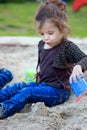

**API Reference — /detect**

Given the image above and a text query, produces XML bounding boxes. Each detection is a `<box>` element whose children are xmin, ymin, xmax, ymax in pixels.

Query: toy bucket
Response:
<box><xmin>70</xmin><ymin>76</ymin><xmax>87</xmax><ymax>102</ymax></box>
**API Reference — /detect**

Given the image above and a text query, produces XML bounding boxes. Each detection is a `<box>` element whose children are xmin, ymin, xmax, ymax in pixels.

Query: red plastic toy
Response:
<box><xmin>72</xmin><ymin>0</ymin><xmax>87</xmax><ymax>11</ymax></box>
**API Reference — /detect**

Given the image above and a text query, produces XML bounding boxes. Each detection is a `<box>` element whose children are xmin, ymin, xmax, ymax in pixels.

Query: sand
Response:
<box><xmin>0</xmin><ymin>38</ymin><xmax>87</xmax><ymax>130</ymax></box>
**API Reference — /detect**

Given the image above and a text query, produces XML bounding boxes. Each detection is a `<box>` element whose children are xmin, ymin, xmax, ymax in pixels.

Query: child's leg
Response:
<box><xmin>0</xmin><ymin>82</ymin><xmax>71</xmax><ymax>119</ymax></box>
<box><xmin>0</xmin><ymin>68</ymin><xmax>13</xmax><ymax>89</ymax></box>
<box><xmin>0</xmin><ymin>82</ymin><xmax>28</xmax><ymax>102</ymax></box>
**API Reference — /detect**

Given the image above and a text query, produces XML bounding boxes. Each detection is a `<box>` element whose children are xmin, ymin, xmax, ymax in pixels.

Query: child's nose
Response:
<box><xmin>44</xmin><ymin>34</ymin><xmax>49</xmax><ymax>40</ymax></box>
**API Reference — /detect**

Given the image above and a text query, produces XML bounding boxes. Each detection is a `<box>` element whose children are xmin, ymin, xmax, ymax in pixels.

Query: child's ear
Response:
<box><xmin>62</xmin><ymin>27</ymin><xmax>67</xmax><ymax>35</ymax></box>
<box><xmin>62</xmin><ymin>26</ymin><xmax>65</xmax><ymax>32</ymax></box>
<box><xmin>60</xmin><ymin>28</ymin><xmax>65</xmax><ymax>35</ymax></box>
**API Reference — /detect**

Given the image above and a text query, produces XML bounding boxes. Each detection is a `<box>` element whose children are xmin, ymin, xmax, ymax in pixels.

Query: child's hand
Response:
<box><xmin>69</xmin><ymin>65</ymin><xmax>84</xmax><ymax>83</ymax></box>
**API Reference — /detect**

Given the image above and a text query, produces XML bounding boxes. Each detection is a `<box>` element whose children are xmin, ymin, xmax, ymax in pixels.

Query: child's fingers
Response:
<box><xmin>69</xmin><ymin>72</ymin><xmax>83</xmax><ymax>83</ymax></box>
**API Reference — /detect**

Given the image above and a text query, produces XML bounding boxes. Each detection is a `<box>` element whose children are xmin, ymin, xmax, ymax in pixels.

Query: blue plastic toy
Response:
<box><xmin>62</xmin><ymin>0</ymin><xmax>67</xmax><ymax>2</ymax></box>
<box><xmin>70</xmin><ymin>76</ymin><xmax>87</xmax><ymax>102</ymax></box>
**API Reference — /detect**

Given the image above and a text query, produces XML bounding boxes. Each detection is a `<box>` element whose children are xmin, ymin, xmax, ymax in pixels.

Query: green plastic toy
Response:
<box><xmin>22</xmin><ymin>69</ymin><xmax>36</xmax><ymax>82</ymax></box>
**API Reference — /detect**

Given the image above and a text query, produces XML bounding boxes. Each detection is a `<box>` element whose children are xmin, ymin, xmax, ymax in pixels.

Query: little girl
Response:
<box><xmin>0</xmin><ymin>0</ymin><xmax>87</xmax><ymax>119</ymax></box>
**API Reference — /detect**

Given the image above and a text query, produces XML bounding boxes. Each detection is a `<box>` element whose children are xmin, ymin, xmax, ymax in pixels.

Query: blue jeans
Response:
<box><xmin>0</xmin><ymin>68</ymin><xmax>13</xmax><ymax>89</ymax></box>
<box><xmin>0</xmin><ymin>82</ymin><xmax>71</xmax><ymax>119</ymax></box>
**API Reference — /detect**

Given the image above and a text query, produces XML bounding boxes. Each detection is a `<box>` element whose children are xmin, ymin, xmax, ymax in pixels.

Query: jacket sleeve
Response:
<box><xmin>66</xmin><ymin>42</ymin><xmax>87</xmax><ymax>72</ymax></box>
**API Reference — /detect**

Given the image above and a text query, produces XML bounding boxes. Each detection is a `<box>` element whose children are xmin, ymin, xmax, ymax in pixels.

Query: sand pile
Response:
<box><xmin>0</xmin><ymin>40</ymin><xmax>87</xmax><ymax>130</ymax></box>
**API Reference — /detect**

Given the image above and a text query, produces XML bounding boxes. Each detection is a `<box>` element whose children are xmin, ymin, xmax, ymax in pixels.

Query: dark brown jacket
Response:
<box><xmin>37</xmin><ymin>39</ymin><xmax>87</xmax><ymax>90</ymax></box>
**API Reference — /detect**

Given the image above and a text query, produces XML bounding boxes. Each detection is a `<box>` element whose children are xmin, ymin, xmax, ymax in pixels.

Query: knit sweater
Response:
<box><xmin>37</xmin><ymin>39</ymin><xmax>87</xmax><ymax>89</ymax></box>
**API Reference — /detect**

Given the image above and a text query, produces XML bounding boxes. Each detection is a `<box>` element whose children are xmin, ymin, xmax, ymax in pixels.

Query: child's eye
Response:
<box><xmin>49</xmin><ymin>32</ymin><xmax>53</xmax><ymax>35</ymax></box>
<box><xmin>40</xmin><ymin>33</ymin><xmax>44</xmax><ymax>36</ymax></box>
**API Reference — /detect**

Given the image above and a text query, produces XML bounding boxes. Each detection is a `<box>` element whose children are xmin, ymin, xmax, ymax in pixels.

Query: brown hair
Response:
<box><xmin>35</xmin><ymin>0</ymin><xmax>70</xmax><ymax>37</ymax></box>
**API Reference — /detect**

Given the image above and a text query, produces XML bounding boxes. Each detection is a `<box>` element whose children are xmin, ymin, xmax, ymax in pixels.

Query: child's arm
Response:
<box><xmin>66</xmin><ymin>42</ymin><xmax>87</xmax><ymax>83</ymax></box>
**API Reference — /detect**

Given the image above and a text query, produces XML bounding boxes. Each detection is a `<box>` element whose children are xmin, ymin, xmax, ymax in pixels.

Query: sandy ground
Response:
<box><xmin>0</xmin><ymin>37</ymin><xmax>87</xmax><ymax>130</ymax></box>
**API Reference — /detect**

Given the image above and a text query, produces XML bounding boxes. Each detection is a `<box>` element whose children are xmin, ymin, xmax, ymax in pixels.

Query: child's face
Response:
<box><xmin>37</xmin><ymin>21</ymin><xmax>64</xmax><ymax>47</ymax></box>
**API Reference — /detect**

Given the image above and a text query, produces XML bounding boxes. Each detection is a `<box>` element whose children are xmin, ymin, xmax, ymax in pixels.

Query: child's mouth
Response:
<box><xmin>46</xmin><ymin>42</ymin><xmax>51</xmax><ymax>45</ymax></box>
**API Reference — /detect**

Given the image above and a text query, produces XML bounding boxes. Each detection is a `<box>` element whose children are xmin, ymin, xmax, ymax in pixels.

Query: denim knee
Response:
<box><xmin>0</xmin><ymin>68</ymin><xmax>13</xmax><ymax>89</ymax></box>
